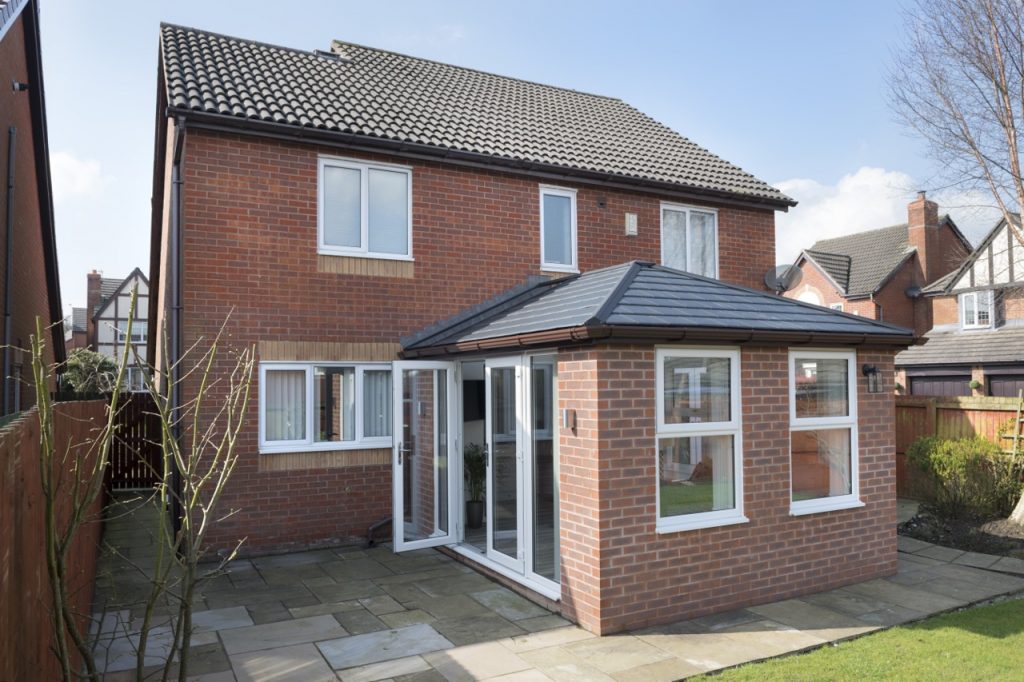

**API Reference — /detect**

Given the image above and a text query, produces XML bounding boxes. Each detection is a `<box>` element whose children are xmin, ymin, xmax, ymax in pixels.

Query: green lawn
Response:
<box><xmin>702</xmin><ymin>598</ymin><xmax>1024</xmax><ymax>681</ymax></box>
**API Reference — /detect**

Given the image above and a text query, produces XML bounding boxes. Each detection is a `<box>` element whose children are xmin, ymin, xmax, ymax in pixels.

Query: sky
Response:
<box><xmin>41</xmin><ymin>0</ymin><xmax>1004</xmax><ymax>314</ymax></box>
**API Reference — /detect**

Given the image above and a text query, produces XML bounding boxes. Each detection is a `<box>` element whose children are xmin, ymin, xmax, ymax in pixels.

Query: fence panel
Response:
<box><xmin>108</xmin><ymin>393</ymin><xmax>162</xmax><ymax>489</ymax></box>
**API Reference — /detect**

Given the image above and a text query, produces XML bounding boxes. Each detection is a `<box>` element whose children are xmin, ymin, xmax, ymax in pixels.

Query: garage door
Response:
<box><xmin>989</xmin><ymin>375</ymin><xmax>1024</xmax><ymax>397</ymax></box>
<box><xmin>909</xmin><ymin>376</ymin><xmax>971</xmax><ymax>397</ymax></box>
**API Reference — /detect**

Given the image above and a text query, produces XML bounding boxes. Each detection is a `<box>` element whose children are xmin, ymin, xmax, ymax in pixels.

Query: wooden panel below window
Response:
<box><xmin>258</xmin><ymin>448</ymin><xmax>390</xmax><ymax>472</ymax></box>
<box><xmin>317</xmin><ymin>254</ymin><xmax>414</xmax><ymax>278</ymax></box>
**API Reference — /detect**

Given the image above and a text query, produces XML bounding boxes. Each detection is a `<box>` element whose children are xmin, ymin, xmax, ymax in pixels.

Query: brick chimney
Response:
<box><xmin>907</xmin><ymin>191</ymin><xmax>941</xmax><ymax>285</ymax></box>
<box><xmin>86</xmin><ymin>270</ymin><xmax>102</xmax><ymax>349</ymax></box>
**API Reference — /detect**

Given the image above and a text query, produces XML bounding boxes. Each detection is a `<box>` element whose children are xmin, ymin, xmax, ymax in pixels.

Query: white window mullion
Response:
<box><xmin>360</xmin><ymin>166</ymin><xmax>370</xmax><ymax>252</ymax></box>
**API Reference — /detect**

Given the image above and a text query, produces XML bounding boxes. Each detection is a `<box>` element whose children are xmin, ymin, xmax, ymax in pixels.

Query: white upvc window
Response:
<box><xmin>829</xmin><ymin>303</ymin><xmax>844</xmax><ymax>312</ymax></box>
<box><xmin>960</xmin><ymin>291</ymin><xmax>993</xmax><ymax>329</ymax></box>
<box><xmin>539</xmin><ymin>185</ymin><xmax>578</xmax><ymax>272</ymax></box>
<box><xmin>259</xmin><ymin>362</ymin><xmax>393</xmax><ymax>453</ymax></box>
<box><xmin>654</xmin><ymin>347</ymin><xmax>746</xmax><ymax>532</ymax></box>
<box><xmin>318</xmin><ymin>156</ymin><xmax>413</xmax><ymax>260</ymax></box>
<box><xmin>660</xmin><ymin>202</ymin><xmax>719</xmax><ymax>278</ymax></box>
<box><xmin>789</xmin><ymin>349</ymin><xmax>862</xmax><ymax>515</ymax></box>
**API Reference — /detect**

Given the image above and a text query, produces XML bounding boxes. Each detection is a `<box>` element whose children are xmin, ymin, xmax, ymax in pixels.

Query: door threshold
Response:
<box><xmin>449</xmin><ymin>543</ymin><xmax>561</xmax><ymax>602</ymax></box>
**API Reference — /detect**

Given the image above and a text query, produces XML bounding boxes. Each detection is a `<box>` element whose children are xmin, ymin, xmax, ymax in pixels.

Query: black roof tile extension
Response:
<box><xmin>404</xmin><ymin>262</ymin><xmax>914</xmax><ymax>352</ymax></box>
<box><xmin>159</xmin><ymin>24</ymin><xmax>794</xmax><ymax>208</ymax></box>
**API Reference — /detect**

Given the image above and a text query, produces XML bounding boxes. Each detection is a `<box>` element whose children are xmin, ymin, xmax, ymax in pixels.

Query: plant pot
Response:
<box><xmin>466</xmin><ymin>500</ymin><xmax>484</xmax><ymax>529</ymax></box>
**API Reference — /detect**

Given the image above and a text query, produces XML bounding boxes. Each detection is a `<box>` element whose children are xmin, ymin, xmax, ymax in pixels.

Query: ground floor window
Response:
<box><xmin>789</xmin><ymin>349</ymin><xmax>862</xmax><ymax>514</ymax></box>
<box><xmin>259</xmin><ymin>362</ymin><xmax>392</xmax><ymax>452</ymax></box>
<box><xmin>655</xmin><ymin>347</ymin><xmax>746</xmax><ymax>532</ymax></box>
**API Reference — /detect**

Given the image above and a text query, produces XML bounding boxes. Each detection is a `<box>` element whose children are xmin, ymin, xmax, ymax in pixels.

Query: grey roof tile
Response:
<box><xmin>897</xmin><ymin>326</ymin><xmax>1024</xmax><ymax>366</ymax></box>
<box><xmin>71</xmin><ymin>307</ymin><xmax>86</xmax><ymax>332</ymax></box>
<box><xmin>804</xmin><ymin>223</ymin><xmax>914</xmax><ymax>297</ymax></box>
<box><xmin>160</xmin><ymin>24</ymin><xmax>794</xmax><ymax>207</ymax></box>
<box><xmin>405</xmin><ymin>262</ymin><xmax>914</xmax><ymax>351</ymax></box>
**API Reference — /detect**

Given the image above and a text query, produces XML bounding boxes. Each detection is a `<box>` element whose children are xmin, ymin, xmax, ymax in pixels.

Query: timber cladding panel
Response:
<box><xmin>557</xmin><ymin>344</ymin><xmax>897</xmax><ymax>635</ymax></box>
<box><xmin>179</xmin><ymin>127</ymin><xmax>776</xmax><ymax>554</ymax></box>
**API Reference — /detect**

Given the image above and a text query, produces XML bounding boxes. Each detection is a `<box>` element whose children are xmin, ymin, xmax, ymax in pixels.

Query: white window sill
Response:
<box><xmin>789</xmin><ymin>497</ymin><xmax>864</xmax><ymax>516</ymax></box>
<box><xmin>656</xmin><ymin>512</ymin><xmax>749</xmax><ymax>534</ymax></box>
<box><xmin>540</xmin><ymin>264</ymin><xmax>579</xmax><ymax>275</ymax></box>
<box><xmin>260</xmin><ymin>440</ymin><xmax>393</xmax><ymax>455</ymax></box>
<box><xmin>318</xmin><ymin>249</ymin><xmax>414</xmax><ymax>262</ymax></box>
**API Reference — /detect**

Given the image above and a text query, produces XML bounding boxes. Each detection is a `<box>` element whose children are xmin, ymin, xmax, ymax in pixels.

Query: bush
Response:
<box><xmin>906</xmin><ymin>436</ymin><xmax>1021</xmax><ymax>519</ymax></box>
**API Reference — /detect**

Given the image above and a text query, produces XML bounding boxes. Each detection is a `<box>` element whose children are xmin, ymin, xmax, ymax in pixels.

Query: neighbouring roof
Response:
<box><xmin>71</xmin><ymin>307</ymin><xmax>86</xmax><ymax>333</ymax></box>
<box><xmin>897</xmin><ymin>326</ymin><xmax>1024</xmax><ymax>366</ymax></box>
<box><xmin>921</xmin><ymin>214</ymin><xmax>1023</xmax><ymax>295</ymax></box>
<box><xmin>402</xmin><ymin>262</ymin><xmax>915</xmax><ymax>356</ymax></box>
<box><xmin>802</xmin><ymin>222</ymin><xmax>921</xmax><ymax>298</ymax></box>
<box><xmin>159</xmin><ymin>24</ymin><xmax>795</xmax><ymax>209</ymax></box>
<box><xmin>93</xmin><ymin>267</ymin><xmax>149</xmax><ymax>318</ymax></box>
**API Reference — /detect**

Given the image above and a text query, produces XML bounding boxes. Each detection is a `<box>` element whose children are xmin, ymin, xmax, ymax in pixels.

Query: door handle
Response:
<box><xmin>397</xmin><ymin>442</ymin><xmax>411</xmax><ymax>465</ymax></box>
<box><xmin>484</xmin><ymin>443</ymin><xmax>490</xmax><ymax>468</ymax></box>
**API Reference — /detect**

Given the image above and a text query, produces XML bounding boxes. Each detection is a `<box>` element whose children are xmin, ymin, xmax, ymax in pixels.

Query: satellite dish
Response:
<box><xmin>764</xmin><ymin>264</ymin><xmax>803</xmax><ymax>294</ymax></box>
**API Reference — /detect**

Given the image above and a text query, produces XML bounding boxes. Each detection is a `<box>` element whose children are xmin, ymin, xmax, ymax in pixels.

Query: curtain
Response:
<box><xmin>662</xmin><ymin>208</ymin><xmax>687</xmax><ymax>271</ymax></box>
<box><xmin>689</xmin><ymin>211</ymin><xmax>717</xmax><ymax>277</ymax></box>
<box><xmin>363</xmin><ymin>370</ymin><xmax>392</xmax><ymax>438</ymax></box>
<box><xmin>266</xmin><ymin>369</ymin><xmax>306</xmax><ymax>441</ymax></box>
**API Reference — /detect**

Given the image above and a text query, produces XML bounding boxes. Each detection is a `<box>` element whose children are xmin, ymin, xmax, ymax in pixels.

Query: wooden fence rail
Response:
<box><xmin>895</xmin><ymin>395</ymin><xmax>1020</xmax><ymax>497</ymax></box>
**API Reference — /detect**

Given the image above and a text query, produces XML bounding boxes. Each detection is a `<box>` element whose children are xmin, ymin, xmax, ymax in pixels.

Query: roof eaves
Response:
<box><xmin>799</xmin><ymin>250</ymin><xmax>848</xmax><ymax>295</ymax></box>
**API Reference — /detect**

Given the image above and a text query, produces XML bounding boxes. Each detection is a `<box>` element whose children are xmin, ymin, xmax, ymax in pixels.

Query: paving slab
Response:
<box><xmin>562</xmin><ymin>635</ymin><xmax>674</xmax><ymax>674</ymax></box>
<box><xmin>610</xmin><ymin>656</ymin><xmax>708</xmax><ymax>682</ymax></box>
<box><xmin>517</xmin><ymin>645</ymin><xmax>615</xmax><ymax>681</ymax></box>
<box><xmin>310</xmin><ymin>580</ymin><xmax>386</xmax><ymax>603</ymax></box>
<box><xmin>220</xmin><ymin>614</ymin><xmax>347</xmax><ymax>655</ymax></box>
<box><xmin>289</xmin><ymin>600</ymin><xmax>363</xmax><ymax>619</ymax></box>
<box><xmin>231</xmin><ymin>642</ymin><xmax>337</xmax><ymax>682</ymax></box>
<box><xmin>896</xmin><ymin>536</ymin><xmax>934</xmax><ymax>553</ymax></box>
<box><xmin>192</xmin><ymin>606</ymin><xmax>254</xmax><ymax>632</ymax></box>
<box><xmin>843</xmin><ymin>578</ymin><xmax>965</xmax><ymax>613</ymax></box>
<box><xmin>360</xmin><ymin>594</ymin><xmax>406</xmax><ymax>615</ymax></box>
<box><xmin>334</xmin><ymin>608</ymin><xmax>388</xmax><ymax>635</ymax></box>
<box><xmin>687</xmin><ymin>608</ymin><xmax>759</xmax><ymax>632</ymax></box>
<box><xmin>424</xmin><ymin>641</ymin><xmax>532</xmax><ymax>681</ymax></box>
<box><xmin>719</xmin><ymin>618</ymin><xmax>828</xmax><ymax>657</ymax></box>
<box><xmin>915</xmin><ymin>545</ymin><xmax>966</xmax><ymax>562</ymax></box>
<box><xmin>499</xmin><ymin>626</ymin><xmax>596</xmax><ymax>654</ymax></box>
<box><xmin>952</xmin><ymin>551</ymin><xmax>1002</xmax><ymax>569</ymax></box>
<box><xmin>992</xmin><ymin>555</ymin><xmax>1024</xmax><ymax>575</ymax></box>
<box><xmin>380</xmin><ymin>608</ymin><xmax>436</xmax><ymax>628</ymax></box>
<box><xmin>748</xmin><ymin>599</ymin><xmax>878</xmax><ymax>641</ymax></box>
<box><xmin>416</xmin><ymin>573</ymin><xmax>499</xmax><ymax>597</ymax></box>
<box><xmin>636</xmin><ymin>630</ymin><xmax>765</xmax><ymax>673</ymax></box>
<box><xmin>322</xmin><ymin>558</ymin><xmax>397</xmax><ymax>581</ymax></box>
<box><xmin>410</xmin><ymin>594</ymin><xmax>493</xmax><ymax>620</ymax></box>
<box><xmin>471</xmin><ymin>588</ymin><xmax>550</xmax><ymax>621</ymax></box>
<box><xmin>318</xmin><ymin>623</ymin><xmax>454</xmax><ymax>669</ymax></box>
<box><xmin>337</xmin><ymin>654</ymin><xmax>433</xmax><ymax>682</ymax></box>
<box><xmin>515</xmin><ymin>615</ymin><xmax>574</xmax><ymax>633</ymax></box>
<box><xmin>433</xmin><ymin>613</ymin><xmax>527</xmax><ymax>646</ymax></box>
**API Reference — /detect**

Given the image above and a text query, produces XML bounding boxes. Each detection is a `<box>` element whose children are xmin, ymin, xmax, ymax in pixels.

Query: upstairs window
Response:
<box><xmin>319</xmin><ymin>157</ymin><xmax>412</xmax><ymax>260</ymax></box>
<box><xmin>960</xmin><ymin>291</ymin><xmax>993</xmax><ymax>329</ymax></box>
<box><xmin>661</xmin><ymin>203</ymin><xmax>718</xmax><ymax>278</ymax></box>
<box><xmin>540</xmin><ymin>186</ymin><xmax>578</xmax><ymax>272</ymax></box>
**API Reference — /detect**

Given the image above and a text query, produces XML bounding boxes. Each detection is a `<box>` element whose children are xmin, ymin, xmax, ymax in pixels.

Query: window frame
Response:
<box><xmin>659</xmin><ymin>202</ymin><xmax>720</xmax><ymax>278</ymax></box>
<box><xmin>317</xmin><ymin>156</ymin><xmax>414</xmax><ymax>261</ymax></box>
<box><xmin>654</xmin><ymin>346</ymin><xmax>747</xmax><ymax>533</ymax></box>
<box><xmin>829</xmin><ymin>303</ymin><xmax>844</xmax><ymax>312</ymax></box>
<box><xmin>960</xmin><ymin>290</ymin><xmax>993</xmax><ymax>330</ymax></box>
<box><xmin>539</xmin><ymin>185</ymin><xmax>579</xmax><ymax>273</ymax></box>
<box><xmin>259</xmin><ymin>361</ymin><xmax>394</xmax><ymax>454</ymax></box>
<box><xmin>788</xmin><ymin>349</ymin><xmax>862</xmax><ymax>515</ymax></box>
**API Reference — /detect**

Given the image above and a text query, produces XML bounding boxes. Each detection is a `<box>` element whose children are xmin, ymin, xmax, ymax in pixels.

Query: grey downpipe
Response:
<box><xmin>170</xmin><ymin>119</ymin><xmax>185</xmax><ymax>533</ymax></box>
<box><xmin>3</xmin><ymin>126</ymin><xmax>16</xmax><ymax>415</ymax></box>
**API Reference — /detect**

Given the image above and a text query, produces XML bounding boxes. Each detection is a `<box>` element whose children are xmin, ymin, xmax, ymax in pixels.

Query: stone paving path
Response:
<box><xmin>94</xmin><ymin>499</ymin><xmax>1024</xmax><ymax>681</ymax></box>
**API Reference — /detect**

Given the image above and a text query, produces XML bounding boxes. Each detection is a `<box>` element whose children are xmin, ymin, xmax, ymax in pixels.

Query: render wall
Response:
<box><xmin>560</xmin><ymin>344</ymin><xmax>898</xmax><ymax>634</ymax></box>
<box><xmin>178</xmin><ymin>128</ymin><xmax>778</xmax><ymax>552</ymax></box>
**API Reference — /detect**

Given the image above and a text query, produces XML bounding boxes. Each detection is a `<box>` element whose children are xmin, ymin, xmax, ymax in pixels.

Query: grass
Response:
<box><xmin>702</xmin><ymin>597</ymin><xmax>1024</xmax><ymax>681</ymax></box>
<box><xmin>660</xmin><ymin>481</ymin><xmax>717</xmax><ymax>516</ymax></box>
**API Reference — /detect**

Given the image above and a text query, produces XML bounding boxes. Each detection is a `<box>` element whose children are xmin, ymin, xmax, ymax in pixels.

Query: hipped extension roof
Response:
<box><xmin>402</xmin><ymin>262</ymin><xmax>916</xmax><ymax>357</ymax></box>
<box><xmin>159</xmin><ymin>23</ymin><xmax>795</xmax><ymax>209</ymax></box>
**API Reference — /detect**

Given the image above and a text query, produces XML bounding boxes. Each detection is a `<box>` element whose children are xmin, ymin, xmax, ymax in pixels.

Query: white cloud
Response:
<box><xmin>381</xmin><ymin>24</ymin><xmax>468</xmax><ymax>51</ymax></box>
<box><xmin>773</xmin><ymin>166</ymin><xmax>1003</xmax><ymax>264</ymax></box>
<box><xmin>50</xmin><ymin>151</ymin><xmax>105</xmax><ymax>202</ymax></box>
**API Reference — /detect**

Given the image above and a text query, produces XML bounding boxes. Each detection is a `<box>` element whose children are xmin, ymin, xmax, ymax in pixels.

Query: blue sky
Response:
<box><xmin>42</xmin><ymin>0</ymin><xmax>1000</xmax><ymax>313</ymax></box>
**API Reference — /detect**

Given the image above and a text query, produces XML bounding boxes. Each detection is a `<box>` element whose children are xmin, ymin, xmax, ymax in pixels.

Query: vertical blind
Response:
<box><xmin>363</xmin><ymin>369</ymin><xmax>392</xmax><ymax>438</ymax></box>
<box><xmin>265</xmin><ymin>369</ymin><xmax>306</xmax><ymax>441</ymax></box>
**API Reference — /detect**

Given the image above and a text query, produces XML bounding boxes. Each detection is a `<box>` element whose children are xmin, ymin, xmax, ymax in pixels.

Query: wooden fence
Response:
<box><xmin>895</xmin><ymin>395</ymin><xmax>1020</xmax><ymax>496</ymax></box>
<box><xmin>108</xmin><ymin>392</ymin><xmax>162</xmax><ymax>489</ymax></box>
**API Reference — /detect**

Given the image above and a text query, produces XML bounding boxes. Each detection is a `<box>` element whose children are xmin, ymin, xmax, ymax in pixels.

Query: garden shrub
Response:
<box><xmin>906</xmin><ymin>436</ymin><xmax>1021</xmax><ymax>519</ymax></box>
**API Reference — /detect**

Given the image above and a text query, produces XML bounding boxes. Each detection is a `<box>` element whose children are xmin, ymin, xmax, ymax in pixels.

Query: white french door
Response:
<box><xmin>484</xmin><ymin>357</ymin><xmax>524</xmax><ymax>572</ymax></box>
<box><xmin>392</xmin><ymin>361</ymin><xmax>457</xmax><ymax>551</ymax></box>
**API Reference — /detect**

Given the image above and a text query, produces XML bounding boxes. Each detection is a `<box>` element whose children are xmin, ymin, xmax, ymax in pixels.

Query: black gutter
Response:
<box><xmin>3</xmin><ymin>127</ymin><xmax>14</xmax><ymax>415</ymax></box>
<box><xmin>169</xmin><ymin>108</ymin><xmax>797</xmax><ymax>212</ymax></box>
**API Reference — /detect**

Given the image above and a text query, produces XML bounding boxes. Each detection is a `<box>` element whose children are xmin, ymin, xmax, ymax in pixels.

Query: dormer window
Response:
<box><xmin>960</xmin><ymin>290</ymin><xmax>993</xmax><ymax>329</ymax></box>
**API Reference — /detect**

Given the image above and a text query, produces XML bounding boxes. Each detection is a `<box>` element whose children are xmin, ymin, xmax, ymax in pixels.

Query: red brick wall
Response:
<box><xmin>931</xmin><ymin>295</ymin><xmax>958</xmax><ymax>326</ymax></box>
<box><xmin>178</xmin><ymin>128</ymin><xmax>777</xmax><ymax>552</ymax></box>
<box><xmin>560</xmin><ymin>344</ymin><xmax>897</xmax><ymax>634</ymax></box>
<box><xmin>0</xmin><ymin>401</ymin><xmax>106</xmax><ymax>682</ymax></box>
<box><xmin>788</xmin><ymin>260</ymin><xmax>879</xmax><ymax>318</ymax></box>
<box><xmin>0</xmin><ymin>12</ymin><xmax>57</xmax><ymax>410</ymax></box>
<box><xmin>874</xmin><ymin>255</ymin><xmax>923</xmax><ymax>334</ymax></box>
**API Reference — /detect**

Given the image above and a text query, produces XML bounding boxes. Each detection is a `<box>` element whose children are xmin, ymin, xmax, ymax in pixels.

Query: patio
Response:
<box><xmin>93</xmin><ymin>496</ymin><xmax>1024</xmax><ymax>681</ymax></box>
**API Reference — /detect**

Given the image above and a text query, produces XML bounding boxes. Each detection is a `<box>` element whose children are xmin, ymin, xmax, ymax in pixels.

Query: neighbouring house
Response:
<box><xmin>148</xmin><ymin>24</ymin><xmax>915</xmax><ymax>634</ymax></box>
<box><xmin>64</xmin><ymin>306</ymin><xmax>87</xmax><ymax>350</ymax></box>
<box><xmin>0</xmin><ymin>0</ymin><xmax>63</xmax><ymax>416</ymax></box>
<box><xmin>71</xmin><ymin>268</ymin><xmax>150</xmax><ymax>390</ymax></box>
<box><xmin>896</xmin><ymin>215</ymin><xmax>1024</xmax><ymax>397</ymax></box>
<box><xmin>786</xmin><ymin>192</ymin><xmax>972</xmax><ymax>336</ymax></box>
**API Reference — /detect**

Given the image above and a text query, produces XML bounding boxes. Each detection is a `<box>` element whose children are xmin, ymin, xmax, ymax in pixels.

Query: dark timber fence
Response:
<box><xmin>108</xmin><ymin>392</ymin><xmax>162</xmax><ymax>489</ymax></box>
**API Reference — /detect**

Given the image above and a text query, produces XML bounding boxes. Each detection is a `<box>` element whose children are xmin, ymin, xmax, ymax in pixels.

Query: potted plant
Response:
<box><xmin>464</xmin><ymin>442</ymin><xmax>486</xmax><ymax>529</ymax></box>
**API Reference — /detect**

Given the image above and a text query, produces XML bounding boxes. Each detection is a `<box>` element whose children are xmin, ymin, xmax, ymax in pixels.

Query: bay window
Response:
<box><xmin>260</xmin><ymin>363</ymin><xmax>392</xmax><ymax>452</ymax></box>
<box><xmin>655</xmin><ymin>347</ymin><xmax>746</xmax><ymax>532</ymax></box>
<box><xmin>660</xmin><ymin>203</ymin><xmax>718</xmax><ymax>278</ymax></box>
<box><xmin>318</xmin><ymin>157</ymin><xmax>412</xmax><ymax>259</ymax></box>
<box><xmin>789</xmin><ymin>350</ymin><xmax>862</xmax><ymax>514</ymax></box>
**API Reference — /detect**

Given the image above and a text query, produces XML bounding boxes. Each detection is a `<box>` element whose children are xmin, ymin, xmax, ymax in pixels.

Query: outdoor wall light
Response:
<box><xmin>862</xmin><ymin>364</ymin><xmax>882</xmax><ymax>393</ymax></box>
<box><xmin>562</xmin><ymin>408</ymin><xmax>577</xmax><ymax>432</ymax></box>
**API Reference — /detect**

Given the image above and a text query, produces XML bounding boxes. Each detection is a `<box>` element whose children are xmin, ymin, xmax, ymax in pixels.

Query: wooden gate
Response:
<box><xmin>108</xmin><ymin>393</ymin><xmax>162</xmax><ymax>489</ymax></box>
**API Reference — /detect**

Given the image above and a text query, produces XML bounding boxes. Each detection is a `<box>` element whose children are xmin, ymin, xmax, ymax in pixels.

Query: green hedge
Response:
<box><xmin>906</xmin><ymin>436</ymin><xmax>1021</xmax><ymax>519</ymax></box>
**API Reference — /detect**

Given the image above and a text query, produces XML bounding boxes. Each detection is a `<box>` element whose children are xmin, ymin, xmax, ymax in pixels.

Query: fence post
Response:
<box><xmin>925</xmin><ymin>398</ymin><xmax>938</xmax><ymax>438</ymax></box>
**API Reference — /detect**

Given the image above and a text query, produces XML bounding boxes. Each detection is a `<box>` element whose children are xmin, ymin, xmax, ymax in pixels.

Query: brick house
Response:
<box><xmin>896</xmin><ymin>216</ymin><xmax>1024</xmax><ymax>397</ymax></box>
<box><xmin>786</xmin><ymin>192</ymin><xmax>971</xmax><ymax>335</ymax></box>
<box><xmin>149</xmin><ymin>25</ymin><xmax>915</xmax><ymax>634</ymax></box>
<box><xmin>0</xmin><ymin>0</ymin><xmax>64</xmax><ymax>416</ymax></box>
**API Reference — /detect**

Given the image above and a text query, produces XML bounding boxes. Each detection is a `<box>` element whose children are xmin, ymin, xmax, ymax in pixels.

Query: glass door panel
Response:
<box><xmin>485</xmin><ymin>359</ymin><xmax>523</xmax><ymax>571</ymax></box>
<box><xmin>529</xmin><ymin>356</ymin><xmax>559</xmax><ymax>582</ymax></box>
<box><xmin>392</xmin><ymin>361</ymin><xmax>456</xmax><ymax>551</ymax></box>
